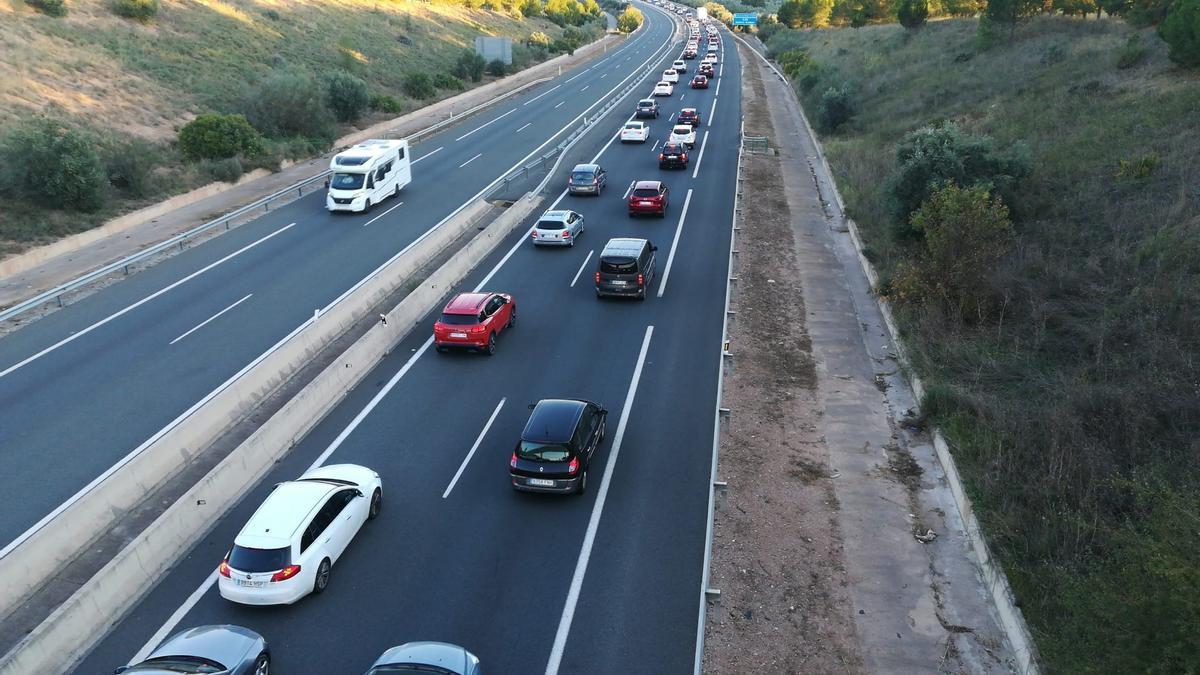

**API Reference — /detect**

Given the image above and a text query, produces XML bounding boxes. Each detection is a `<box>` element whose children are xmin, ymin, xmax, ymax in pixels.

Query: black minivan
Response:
<box><xmin>595</xmin><ymin>238</ymin><xmax>657</xmax><ymax>301</ymax></box>
<box><xmin>510</xmin><ymin>399</ymin><xmax>607</xmax><ymax>494</ymax></box>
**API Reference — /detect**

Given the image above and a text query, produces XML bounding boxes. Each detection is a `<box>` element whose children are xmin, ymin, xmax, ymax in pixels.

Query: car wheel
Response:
<box><xmin>313</xmin><ymin>558</ymin><xmax>331</xmax><ymax>594</ymax></box>
<box><xmin>569</xmin><ymin>237</ymin><xmax>575</xmax><ymax>247</ymax></box>
<box><xmin>485</xmin><ymin>333</ymin><xmax>496</xmax><ymax>356</ymax></box>
<box><xmin>368</xmin><ymin>488</ymin><xmax>382</xmax><ymax>520</ymax></box>
<box><xmin>638</xmin><ymin>288</ymin><xmax>647</xmax><ymax>301</ymax></box>
<box><xmin>363</xmin><ymin>199</ymin><xmax>373</xmax><ymax>214</ymax></box>
<box><xmin>576</xmin><ymin>469</ymin><xmax>589</xmax><ymax>495</ymax></box>
<box><xmin>253</xmin><ymin>653</ymin><xmax>270</xmax><ymax>675</ymax></box>
<box><xmin>506</xmin><ymin>307</ymin><xmax>517</xmax><ymax>328</ymax></box>
<box><xmin>435</xmin><ymin>344</ymin><xmax>447</xmax><ymax>353</ymax></box>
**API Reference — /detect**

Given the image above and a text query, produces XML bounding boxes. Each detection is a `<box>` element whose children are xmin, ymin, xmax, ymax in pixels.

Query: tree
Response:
<box><xmin>325</xmin><ymin>71</ymin><xmax>370</xmax><ymax>123</ymax></box>
<box><xmin>242</xmin><ymin>69</ymin><xmax>336</xmax><ymax>142</ymax></box>
<box><xmin>816</xmin><ymin>85</ymin><xmax>856</xmax><ymax>132</ymax></box>
<box><xmin>983</xmin><ymin>0</ymin><xmax>1043</xmax><ymax>30</ymax></box>
<box><xmin>111</xmin><ymin>0</ymin><xmax>159</xmax><ymax>21</ymax></box>
<box><xmin>404</xmin><ymin>72</ymin><xmax>437</xmax><ymax>99</ymax></box>
<box><xmin>1160</xmin><ymin>0</ymin><xmax>1200</xmax><ymax>66</ymax></box>
<box><xmin>487</xmin><ymin>59</ymin><xmax>508</xmax><ymax>77</ymax></box>
<box><xmin>520</xmin><ymin>0</ymin><xmax>544</xmax><ymax>15</ymax></box>
<box><xmin>617</xmin><ymin>4</ymin><xmax>644</xmax><ymax>31</ymax></box>
<box><xmin>777</xmin><ymin>0</ymin><xmax>806</xmax><ymax>26</ymax></box>
<box><xmin>178</xmin><ymin>113</ymin><xmax>264</xmax><ymax>160</ymax></box>
<box><xmin>898</xmin><ymin>0</ymin><xmax>928</xmax><ymax>25</ymax></box>
<box><xmin>942</xmin><ymin>0</ymin><xmax>984</xmax><ymax>14</ymax></box>
<box><xmin>795</xmin><ymin>0</ymin><xmax>835</xmax><ymax>26</ymax></box>
<box><xmin>454</xmin><ymin>50</ymin><xmax>487</xmax><ymax>82</ymax></box>
<box><xmin>0</xmin><ymin>119</ymin><xmax>105</xmax><ymax>212</ymax></box>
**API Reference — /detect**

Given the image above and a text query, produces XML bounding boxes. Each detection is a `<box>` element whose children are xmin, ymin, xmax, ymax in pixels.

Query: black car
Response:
<box><xmin>596</xmin><ymin>237</ymin><xmax>657</xmax><ymax>300</ymax></box>
<box><xmin>510</xmin><ymin>399</ymin><xmax>607</xmax><ymax>494</ymax></box>
<box><xmin>658</xmin><ymin>142</ymin><xmax>689</xmax><ymax>170</ymax></box>
<box><xmin>635</xmin><ymin>98</ymin><xmax>660</xmax><ymax>119</ymax></box>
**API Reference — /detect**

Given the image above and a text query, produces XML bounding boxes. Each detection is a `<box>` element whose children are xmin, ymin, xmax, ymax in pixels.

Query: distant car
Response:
<box><xmin>365</xmin><ymin>642</ymin><xmax>481</xmax><ymax>675</ymax></box>
<box><xmin>567</xmin><ymin>163</ymin><xmax>607</xmax><ymax>195</ymax></box>
<box><xmin>678</xmin><ymin>108</ymin><xmax>701</xmax><ymax>126</ymax></box>
<box><xmin>433</xmin><ymin>292</ymin><xmax>516</xmax><ymax>354</ymax></box>
<box><xmin>635</xmin><ymin>98</ymin><xmax>660</xmax><ymax>118</ymax></box>
<box><xmin>673</xmin><ymin>59</ymin><xmax>687</xmax><ymax>73</ymax></box>
<box><xmin>628</xmin><ymin>180</ymin><xmax>669</xmax><ymax>217</ymax></box>
<box><xmin>662</xmin><ymin>68</ymin><xmax>679</xmax><ymax>84</ymax></box>
<box><xmin>658</xmin><ymin>142</ymin><xmax>689</xmax><ymax>170</ymax></box>
<box><xmin>218</xmin><ymin>464</ymin><xmax>381</xmax><ymax>606</ymax></box>
<box><xmin>699</xmin><ymin>63</ymin><xmax>714</xmax><ymax>77</ymax></box>
<box><xmin>510</xmin><ymin>399</ymin><xmax>607</xmax><ymax>494</ymax></box>
<box><xmin>653</xmin><ymin>81</ymin><xmax>674</xmax><ymax>96</ymax></box>
<box><xmin>669</xmin><ymin>124</ymin><xmax>697</xmax><ymax>148</ymax></box>
<box><xmin>683</xmin><ymin>49</ymin><xmax>697</xmax><ymax>59</ymax></box>
<box><xmin>595</xmin><ymin>237</ymin><xmax>658</xmax><ymax>300</ymax></box>
<box><xmin>690</xmin><ymin>75</ymin><xmax>708</xmax><ymax>89</ymax></box>
<box><xmin>701</xmin><ymin>55</ymin><xmax>717</xmax><ymax>66</ymax></box>
<box><xmin>116</xmin><ymin>625</ymin><xmax>269</xmax><ymax>675</ymax></box>
<box><xmin>620</xmin><ymin>121</ymin><xmax>650</xmax><ymax>143</ymax></box>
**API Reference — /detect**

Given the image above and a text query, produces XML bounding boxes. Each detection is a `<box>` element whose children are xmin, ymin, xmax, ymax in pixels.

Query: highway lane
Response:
<box><xmin>72</xmin><ymin>17</ymin><xmax>740</xmax><ymax>675</ymax></box>
<box><xmin>0</xmin><ymin>6</ymin><xmax>683</xmax><ymax>550</ymax></box>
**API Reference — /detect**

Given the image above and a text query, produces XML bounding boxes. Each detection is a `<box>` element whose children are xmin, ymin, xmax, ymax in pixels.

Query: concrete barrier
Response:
<box><xmin>0</xmin><ymin>191</ymin><xmax>542</xmax><ymax>675</ymax></box>
<box><xmin>0</xmin><ymin>198</ymin><xmax>494</xmax><ymax>623</ymax></box>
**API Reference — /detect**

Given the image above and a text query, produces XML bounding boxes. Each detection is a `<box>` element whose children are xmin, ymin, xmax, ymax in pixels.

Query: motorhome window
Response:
<box><xmin>331</xmin><ymin>173</ymin><xmax>366</xmax><ymax>190</ymax></box>
<box><xmin>397</xmin><ymin>147</ymin><xmax>405</xmax><ymax>159</ymax></box>
<box><xmin>336</xmin><ymin>156</ymin><xmax>370</xmax><ymax>166</ymax></box>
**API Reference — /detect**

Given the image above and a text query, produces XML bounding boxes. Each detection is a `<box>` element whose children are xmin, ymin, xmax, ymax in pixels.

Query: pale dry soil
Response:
<box><xmin>701</xmin><ymin>49</ymin><xmax>863</xmax><ymax>675</ymax></box>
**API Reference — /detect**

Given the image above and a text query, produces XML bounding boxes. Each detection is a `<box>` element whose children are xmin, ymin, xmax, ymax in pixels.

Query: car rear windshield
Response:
<box><xmin>330</xmin><ymin>172</ymin><xmax>365</xmax><ymax>190</ymax></box>
<box><xmin>570</xmin><ymin>171</ymin><xmax>595</xmax><ymax>182</ymax></box>
<box><xmin>440</xmin><ymin>313</ymin><xmax>478</xmax><ymax>325</ymax></box>
<box><xmin>228</xmin><ymin>545</ymin><xmax>289</xmax><ymax>573</ymax></box>
<box><xmin>518</xmin><ymin>441</ymin><xmax>572</xmax><ymax>462</ymax></box>
<box><xmin>632</xmin><ymin>188</ymin><xmax>660</xmax><ymax>198</ymax></box>
<box><xmin>537</xmin><ymin>218</ymin><xmax>567</xmax><ymax>230</ymax></box>
<box><xmin>601</xmin><ymin>256</ymin><xmax>638</xmax><ymax>274</ymax></box>
<box><xmin>638</xmin><ymin>101</ymin><xmax>654</xmax><ymax>108</ymax></box>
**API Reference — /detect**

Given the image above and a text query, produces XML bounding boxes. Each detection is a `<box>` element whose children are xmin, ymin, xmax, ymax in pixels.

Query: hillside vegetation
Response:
<box><xmin>0</xmin><ymin>0</ymin><xmax>607</xmax><ymax>253</ymax></box>
<box><xmin>762</xmin><ymin>15</ymin><xmax>1199</xmax><ymax>673</ymax></box>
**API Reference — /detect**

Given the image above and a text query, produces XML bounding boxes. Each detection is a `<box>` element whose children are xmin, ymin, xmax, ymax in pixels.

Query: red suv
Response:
<box><xmin>627</xmin><ymin>181</ymin><xmax>669</xmax><ymax>218</ymax></box>
<box><xmin>433</xmin><ymin>292</ymin><xmax>515</xmax><ymax>355</ymax></box>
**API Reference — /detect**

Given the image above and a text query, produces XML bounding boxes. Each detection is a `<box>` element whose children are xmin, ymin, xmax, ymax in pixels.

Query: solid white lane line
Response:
<box><xmin>555</xmin><ymin>100</ymin><xmax>566</xmax><ymax>109</ymax></box>
<box><xmin>714</xmin><ymin>76</ymin><xmax>722</xmax><ymax>96</ymax></box>
<box><xmin>169</xmin><ymin>294</ymin><xmax>253</xmax><ymax>345</ymax></box>
<box><xmin>657</xmin><ymin>189</ymin><xmax>693</xmax><ymax>298</ymax></box>
<box><xmin>413</xmin><ymin>147</ymin><xmax>442</xmax><ymax>164</ymax></box>
<box><xmin>622</xmin><ymin>180</ymin><xmax>636</xmax><ymax>200</ymax></box>
<box><xmin>0</xmin><ymin>222</ymin><xmax>298</xmax><ymax>380</ymax></box>
<box><xmin>362</xmin><ymin>200</ymin><xmax>404</xmax><ymax>227</ymax></box>
<box><xmin>708</xmin><ymin>96</ymin><xmax>718</xmax><ymax>124</ymax></box>
<box><xmin>570</xmin><ymin>250</ymin><xmax>594</xmax><ymax>288</ymax></box>
<box><xmin>455</xmin><ymin>108</ymin><xmax>516</xmax><ymax>142</ymax></box>
<box><xmin>523</xmin><ymin>84</ymin><xmax>563</xmax><ymax>106</ymax></box>
<box><xmin>443</xmin><ymin>398</ymin><xmax>506</xmax><ymax>499</ymax></box>
<box><xmin>544</xmin><ymin>325</ymin><xmax>654</xmax><ymax>675</ymax></box>
<box><xmin>129</xmin><ymin>570</ymin><xmax>220</xmax><ymax>665</ymax></box>
<box><xmin>691</xmin><ymin>131</ymin><xmax>710</xmax><ymax>179</ymax></box>
<box><xmin>650</xmin><ymin>139</ymin><xmax>660</xmax><ymax>152</ymax></box>
<box><xmin>517</xmin><ymin>122</ymin><xmax>533</xmax><ymax>132</ymax></box>
<box><xmin>459</xmin><ymin>153</ymin><xmax>482</xmax><ymax>169</ymax></box>
<box><xmin>580</xmin><ymin>85</ymin><xmax>590</xmax><ymax>92</ymax></box>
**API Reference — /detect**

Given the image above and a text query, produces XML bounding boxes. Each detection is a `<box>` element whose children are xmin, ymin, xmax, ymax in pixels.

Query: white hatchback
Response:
<box><xmin>662</xmin><ymin>68</ymin><xmax>679</xmax><ymax>84</ymax></box>
<box><xmin>218</xmin><ymin>464</ymin><xmax>382</xmax><ymax>606</ymax></box>
<box><xmin>653</xmin><ymin>81</ymin><xmax>674</xmax><ymax>96</ymax></box>
<box><xmin>669</xmin><ymin>124</ymin><xmax>697</xmax><ymax>148</ymax></box>
<box><xmin>620</xmin><ymin>121</ymin><xmax>650</xmax><ymax>143</ymax></box>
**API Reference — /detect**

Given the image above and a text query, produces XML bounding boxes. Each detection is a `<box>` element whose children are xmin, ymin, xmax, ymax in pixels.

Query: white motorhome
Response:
<box><xmin>326</xmin><ymin>139</ymin><xmax>411</xmax><ymax>213</ymax></box>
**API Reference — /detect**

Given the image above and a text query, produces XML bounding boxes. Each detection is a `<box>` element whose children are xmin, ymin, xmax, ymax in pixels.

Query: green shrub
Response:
<box><xmin>487</xmin><ymin>59</ymin><xmax>508</xmax><ymax>77</ymax></box>
<box><xmin>454</xmin><ymin>50</ymin><xmax>487</xmax><ymax>82</ymax></box>
<box><xmin>1116</xmin><ymin>34</ymin><xmax>1148</xmax><ymax>69</ymax></box>
<box><xmin>1115</xmin><ymin>152</ymin><xmax>1159</xmax><ymax>179</ymax></box>
<box><xmin>178</xmin><ymin>113</ymin><xmax>264</xmax><ymax>160</ymax></box>
<box><xmin>101</xmin><ymin>136</ymin><xmax>161</xmax><ymax>198</ymax></box>
<box><xmin>198</xmin><ymin>157</ymin><xmax>245</xmax><ymax>183</ymax></box>
<box><xmin>0</xmin><ymin>119</ymin><xmax>105</xmax><ymax>212</ymax></box>
<box><xmin>527</xmin><ymin>30</ymin><xmax>552</xmax><ymax>46</ymax></box>
<box><xmin>110</xmin><ymin>0</ymin><xmax>159</xmax><ymax>21</ymax></box>
<box><xmin>404</xmin><ymin>72</ymin><xmax>437</xmax><ymax>99</ymax></box>
<box><xmin>369</xmin><ymin>94</ymin><xmax>404</xmax><ymax>114</ymax></box>
<box><xmin>27</xmin><ymin>0</ymin><xmax>67</xmax><ymax>17</ymax></box>
<box><xmin>816</xmin><ymin>85</ymin><xmax>856</xmax><ymax>133</ymax></box>
<box><xmin>242</xmin><ymin>69</ymin><xmax>336</xmax><ymax>142</ymax></box>
<box><xmin>1160</xmin><ymin>0</ymin><xmax>1200</xmax><ymax>67</ymax></box>
<box><xmin>617</xmin><ymin>5</ymin><xmax>644</xmax><ymax>32</ymax></box>
<box><xmin>432</xmin><ymin>73</ymin><xmax>465</xmax><ymax>90</ymax></box>
<box><xmin>897</xmin><ymin>0</ymin><xmax>929</xmax><ymax>28</ymax></box>
<box><xmin>263</xmin><ymin>8</ymin><xmax>281</xmax><ymax>20</ymax></box>
<box><xmin>325</xmin><ymin>71</ymin><xmax>370</xmax><ymax>123</ymax></box>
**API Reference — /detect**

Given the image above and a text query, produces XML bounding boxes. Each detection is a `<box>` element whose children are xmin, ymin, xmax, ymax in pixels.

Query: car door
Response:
<box><xmin>483</xmin><ymin>295</ymin><xmax>505</xmax><ymax>334</ymax></box>
<box><xmin>323</xmin><ymin>489</ymin><xmax>360</xmax><ymax>562</ymax></box>
<box><xmin>299</xmin><ymin>499</ymin><xmax>338</xmax><ymax>569</ymax></box>
<box><xmin>596</xmin><ymin>168</ymin><xmax>606</xmax><ymax>191</ymax></box>
<box><xmin>568</xmin><ymin>212</ymin><xmax>583</xmax><ymax>238</ymax></box>
<box><xmin>584</xmin><ymin>403</ymin><xmax>605</xmax><ymax>461</ymax></box>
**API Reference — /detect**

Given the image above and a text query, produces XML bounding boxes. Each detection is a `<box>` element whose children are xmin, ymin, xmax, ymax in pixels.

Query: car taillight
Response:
<box><xmin>659</xmin><ymin>153</ymin><xmax>665</xmax><ymax>161</ymax></box>
<box><xmin>219</xmin><ymin>561</ymin><xmax>231</xmax><ymax>578</ymax></box>
<box><xmin>270</xmin><ymin>565</ymin><xmax>301</xmax><ymax>583</ymax></box>
<box><xmin>682</xmin><ymin>153</ymin><xmax>688</xmax><ymax>161</ymax></box>
<box><xmin>510</xmin><ymin>452</ymin><xmax>518</xmax><ymax>469</ymax></box>
<box><xmin>562</xmin><ymin>229</ymin><xmax>571</xmax><ymax>238</ymax></box>
<box><xmin>568</xmin><ymin>457</ymin><xmax>580</xmax><ymax>474</ymax></box>
<box><xmin>637</xmin><ymin>273</ymin><xmax>645</xmax><ymax>286</ymax></box>
<box><xmin>595</xmin><ymin>272</ymin><xmax>601</xmax><ymax>284</ymax></box>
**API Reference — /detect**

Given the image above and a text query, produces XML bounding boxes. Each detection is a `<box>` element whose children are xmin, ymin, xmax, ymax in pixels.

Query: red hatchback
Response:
<box><xmin>690</xmin><ymin>75</ymin><xmax>708</xmax><ymax>89</ymax></box>
<box><xmin>433</xmin><ymin>292</ymin><xmax>516</xmax><ymax>355</ymax></box>
<box><xmin>627</xmin><ymin>181</ymin><xmax>669</xmax><ymax>218</ymax></box>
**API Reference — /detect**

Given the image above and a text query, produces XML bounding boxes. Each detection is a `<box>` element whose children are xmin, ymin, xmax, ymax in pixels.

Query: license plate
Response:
<box><xmin>450</xmin><ymin>332</ymin><xmax>467</xmax><ymax>338</ymax></box>
<box><xmin>527</xmin><ymin>478</ymin><xmax>555</xmax><ymax>487</ymax></box>
<box><xmin>612</xmin><ymin>280</ymin><xmax>627</xmax><ymax>286</ymax></box>
<box><xmin>641</xmin><ymin>201</ymin><xmax>653</xmax><ymax>206</ymax></box>
<box><xmin>235</xmin><ymin>579</ymin><xmax>264</xmax><ymax>588</ymax></box>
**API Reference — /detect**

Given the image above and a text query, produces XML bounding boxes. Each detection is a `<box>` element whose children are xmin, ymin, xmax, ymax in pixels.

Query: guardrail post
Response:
<box><xmin>706</xmin><ymin>587</ymin><xmax>723</xmax><ymax>623</ymax></box>
<box><xmin>56</xmin><ymin>295</ymin><xmax>64</xmax><ymax>308</ymax></box>
<box><xmin>714</xmin><ymin>480</ymin><xmax>729</xmax><ymax>511</ymax></box>
<box><xmin>224</xmin><ymin>219</ymin><xmax>230</xmax><ymax>231</ymax></box>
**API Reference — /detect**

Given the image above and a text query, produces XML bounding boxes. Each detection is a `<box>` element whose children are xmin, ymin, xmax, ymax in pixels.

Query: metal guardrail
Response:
<box><xmin>743</xmin><ymin>135</ymin><xmax>770</xmax><ymax>153</ymax></box>
<box><xmin>0</xmin><ymin>76</ymin><xmax>554</xmax><ymax>325</ymax></box>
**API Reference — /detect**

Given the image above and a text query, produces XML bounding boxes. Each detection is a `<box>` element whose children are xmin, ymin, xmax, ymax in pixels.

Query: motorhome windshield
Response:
<box><xmin>331</xmin><ymin>172</ymin><xmax>366</xmax><ymax>190</ymax></box>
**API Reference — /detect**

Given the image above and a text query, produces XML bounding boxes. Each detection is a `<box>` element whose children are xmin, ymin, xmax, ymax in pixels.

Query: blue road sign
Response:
<box><xmin>732</xmin><ymin>13</ymin><xmax>758</xmax><ymax>25</ymax></box>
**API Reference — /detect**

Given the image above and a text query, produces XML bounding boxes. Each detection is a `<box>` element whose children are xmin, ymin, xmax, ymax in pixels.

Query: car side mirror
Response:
<box><xmin>528</xmin><ymin>403</ymin><xmax>537</xmax><ymax>410</ymax></box>
<box><xmin>115</xmin><ymin>668</ymin><xmax>129</xmax><ymax>674</ymax></box>
<box><xmin>354</xmin><ymin>489</ymin><xmax>364</xmax><ymax>498</ymax></box>
<box><xmin>651</xmin><ymin>245</ymin><xmax>659</xmax><ymax>251</ymax></box>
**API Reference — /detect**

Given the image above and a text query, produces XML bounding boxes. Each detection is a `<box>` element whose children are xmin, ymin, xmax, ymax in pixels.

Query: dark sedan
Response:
<box><xmin>116</xmin><ymin>625</ymin><xmax>269</xmax><ymax>675</ymax></box>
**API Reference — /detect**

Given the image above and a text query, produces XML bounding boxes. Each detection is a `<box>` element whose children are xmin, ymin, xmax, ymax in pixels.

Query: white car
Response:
<box><xmin>219</xmin><ymin>464</ymin><xmax>382</xmax><ymax>606</ymax></box>
<box><xmin>669</xmin><ymin>124</ymin><xmax>697</xmax><ymax>148</ymax></box>
<box><xmin>672</xmin><ymin>59</ymin><xmax>688</xmax><ymax>73</ymax></box>
<box><xmin>702</xmin><ymin>55</ymin><xmax>717</xmax><ymax>66</ymax></box>
<box><xmin>620</xmin><ymin>121</ymin><xmax>650</xmax><ymax>143</ymax></box>
<box><xmin>662</xmin><ymin>68</ymin><xmax>679</xmax><ymax>84</ymax></box>
<box><xmin>653</xmin><ymin>81</ymin><xmax>674</xmax><ymax>96</ymax></box>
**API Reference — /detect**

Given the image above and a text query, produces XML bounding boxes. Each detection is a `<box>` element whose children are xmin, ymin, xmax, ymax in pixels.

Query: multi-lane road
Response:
<box><xmin>6</xmin><ymin>2</ymin><xmax>746</xmax><ymax>671</ymax></box>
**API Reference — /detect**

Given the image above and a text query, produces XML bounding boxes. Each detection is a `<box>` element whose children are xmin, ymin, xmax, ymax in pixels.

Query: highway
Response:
<box><xmin>69</xmin><ymin>5</ymin><xmax>743</xmax><ymax>673</ymax></box>
<box><xmin>0</xmin><ymin>6</ymin><xmax>682</xmax><ymax>552</ymax></box>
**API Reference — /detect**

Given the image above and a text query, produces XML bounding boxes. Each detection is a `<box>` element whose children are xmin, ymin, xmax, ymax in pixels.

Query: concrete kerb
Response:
<box><xmin>0</xmin><ymin>192</ymin><xmax>542</xmax><ymax>675</ymax></box>
<box><xmin>733</xmin><ymin>33</ymin><xmax>1041</xmax><ymax>675</ymax></box>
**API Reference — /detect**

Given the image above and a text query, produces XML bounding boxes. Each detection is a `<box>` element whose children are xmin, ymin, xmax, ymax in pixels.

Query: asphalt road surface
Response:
<box><xmin>70</xmin><ymin>5</ymin><xmax>743</xmax><ymax>674</ymax></box>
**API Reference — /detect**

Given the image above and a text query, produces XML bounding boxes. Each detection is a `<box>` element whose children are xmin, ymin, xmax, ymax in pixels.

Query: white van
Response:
<box><xmin>326</xmin><ymin>139</ymin><xmax>411</xmax><ymax>213</ymax></box>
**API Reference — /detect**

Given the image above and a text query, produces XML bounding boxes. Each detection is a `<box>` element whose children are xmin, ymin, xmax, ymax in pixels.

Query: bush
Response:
<box><xmin>886</xmin><ymin>122</ymin><xmax>1030</xmax><ymax>236</ymax></box>
<box><xmin>242</xmin><ymin>69</ymin><xmax>336</xmax><ymax>142</ymax></box>
<box><xmin>325</xmin><ymin>71</ymin><xmax>370</xmax><ymax>123</ymax></box>
<box><xmin>432</xmin><ymin>72</ymin><xmax>465</xmax><ymax>90</ymax></box>
<box><xmin>1160</xmin><ymin>0</ymin><xmax>1200</xmax><ymax>67</ymax></box>
<box><xmin>1116</xmin><ymin>34</ymin><xmax>1148</xmax><ymax>68</ymax></box>
<box><xmin>101</xmin><ymin>137</ymin><xmax>160</xmax><ymax>198</ymax></box>
<box><xmin>454</xmin><ymin>50</ymin><xmax>488</xmax><ymax>82</ymax></box>
<box><xmin>403</xmin><ymin>72</ymin><xmax>437</xmax><ymax>99</ymax></box>
<box><xmin>110</xmin><ymin>0</ymin><xmax>158</xmax><ymax>21</ymax></box>
<box><xmin>617</xmin><ymin>4</ymin><xmax>644</xmax><ymax>32</ymax></box>
<box><xmin>816</xmin><ymin>85</ymin><xmax>856</xmax><ymax>132</ymax></box>
<box><xmin>897</xmin><ymin>0</ymin><xmax>929</xmax><ymax>28</ymax></box>
<box><xmin>178</xmin><ymin>113</ymin><xmax>264</xmax><ymax>161</ymax></box>
<box><xmin>198</xmin><ymin>157</ymin><xmax>245</xmax><ymax>184</ymax></box>
<box><xmin>487</xmin><ymin>59</ymin><xmax>508</xmax><ymax>77</ymax></box>
<box><xmin>26</xmin><ymin>0</ymin><xmax>67</xmax><ymax>16</ymax></box>
<box><xmin>527</xmin><ymin>30</ymin><xmax>552</xmax><ymax>47</ymax></box>
<box><xmin>0</xmin><ymin>119</ymin><xmax>106</xmax><ymax>212</ymax></box>
<box><xmin>369</xmin><ymin>94</ymin><xmax>404</xmax><ymax>114</ymax></box>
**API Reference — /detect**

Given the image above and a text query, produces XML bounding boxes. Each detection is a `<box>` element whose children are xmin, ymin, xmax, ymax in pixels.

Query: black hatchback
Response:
<box><xmin>509</xmin><ymin>399</ymin><xmax>607</xmax><ymax>495</ymax></box>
